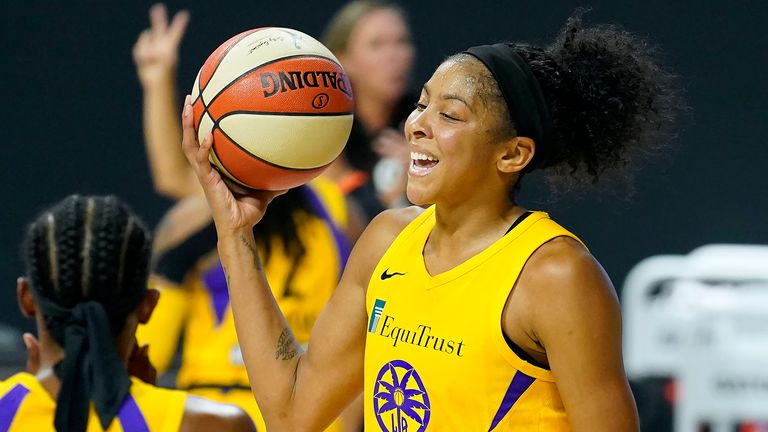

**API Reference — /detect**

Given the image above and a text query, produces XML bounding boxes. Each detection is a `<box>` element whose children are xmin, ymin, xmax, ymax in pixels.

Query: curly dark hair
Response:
<box><xmin>455</xmin><ymin>10</ymin><xmax>680</xmax><ymax>196</ymax></box>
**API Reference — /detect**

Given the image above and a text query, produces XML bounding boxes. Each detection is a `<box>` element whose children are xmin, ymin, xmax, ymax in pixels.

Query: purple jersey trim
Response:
<box><xmin>488</xmin><ymin>370</ymin><xmax>536</xmax><ymax>431</ymax></box>
<box><xmin>0</xmin><ymin>384</ymin><xmax>30</xmax><ymax>432</ymax></box>
<box><xmin>301</xmin><ymin>185</ymin><xmax>351</xmax><ymax>272</ymax></box>
<box><xmin>202</xmin><ymin>261</ymin><xmax>230</xmax><ymax>326</ymax></box>
<box><xmin>117</xmin><ymin>394</ymin><xmax>150</xmax><ymax>432</ymax></box>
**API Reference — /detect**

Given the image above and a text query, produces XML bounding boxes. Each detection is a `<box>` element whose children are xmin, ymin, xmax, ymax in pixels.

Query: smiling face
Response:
<box><xmin>404</xmin><ymin>57</ymin><xmax>527</xmax><ymax>207</ymax></box>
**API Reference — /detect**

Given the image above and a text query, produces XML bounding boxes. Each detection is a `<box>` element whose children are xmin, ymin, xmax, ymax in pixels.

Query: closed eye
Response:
<box><xmin>441</xmin><ymin>112</ymin><xmax>460</xmax><ymax>121</ymax></box>
<box><xmin>414</xmin><ymin>102</ymin><xmax>427</xmax><ymax>111</ymax></box>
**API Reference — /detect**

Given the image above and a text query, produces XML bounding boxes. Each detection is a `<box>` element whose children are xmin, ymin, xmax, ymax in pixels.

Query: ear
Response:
<box><xmin>137</xmin><ymin>289</ymin><xmax>160</xmax><ymax>324</ymax></box>
<box><xmin>16</xmin><ymin>277</ymin><xmax>36</xmax><ymax>318</ymax></box>
<box><xmin>497</xmin><ymin>136</ymin><xmax>535</xmax><ymax>174</ymax></box>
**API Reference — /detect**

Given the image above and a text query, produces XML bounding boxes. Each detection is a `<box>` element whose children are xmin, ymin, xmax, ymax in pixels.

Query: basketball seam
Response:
<box><xmin>213</xmin><ymin>126</ymin><xmax>333</xmax><ymax>172</ymax></box>
<box><xmin>198</xmin><ymin>28</ymin><xmax>265</xmax><ymax>120</ymax></box>
<box><xmin>216</xmin><ymin>110</ymin><xmax>353</xmax><ymax>119</ymax></box>
<box><xmin>200</xmin><ymin>28</ymin><xmax>265</xmax><ymax>95</ymax></box>
<box><xmin>204</xmin><ymin>54</ymin><xmax>349</xmax><ymax>118</ymax></box>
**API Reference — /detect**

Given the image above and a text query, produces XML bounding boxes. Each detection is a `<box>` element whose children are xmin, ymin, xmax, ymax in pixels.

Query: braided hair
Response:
<box><xmin>23</xmin><ymin>195</ymin><xmax>152</xmax><ymax>432</ymax></box>
<box><xmin>453</xmin><ymin>10</ymin><xmax>679</xmax><ymax>196</ymax></box>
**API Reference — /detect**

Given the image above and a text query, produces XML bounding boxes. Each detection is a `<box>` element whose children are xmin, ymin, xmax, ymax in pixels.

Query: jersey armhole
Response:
<box><xmin>488</xmin><ymin>221</ymin><xmax>583</xmax><ymax>382</ymax></box>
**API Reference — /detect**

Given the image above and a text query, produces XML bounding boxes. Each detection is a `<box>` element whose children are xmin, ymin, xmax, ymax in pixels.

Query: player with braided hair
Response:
<box><xmin>182</xmin><ymin>11</ymin><xmax>679</xmax><ymax>432</ymax></box>
<box><xmin>0</xmin><ymin>195</ymin><xmax>255</xmax><ymax>432</ymax></box>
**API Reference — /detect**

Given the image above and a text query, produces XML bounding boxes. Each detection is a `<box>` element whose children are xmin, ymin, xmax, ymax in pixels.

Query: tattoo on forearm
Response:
<box><xmin>275</xmin><ymin>328</ymin><xmax>299</xmax><ymax>360</ymax></box>
<box><xmin>239</xmin><ymin>234</ymin><xmax>263</xmax><ymax>270</ymax></box>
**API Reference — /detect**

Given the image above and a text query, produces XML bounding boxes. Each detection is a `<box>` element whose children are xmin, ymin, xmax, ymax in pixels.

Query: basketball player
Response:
<box><xmin>183</xmin><ymin>11</ymin><xmax>679</xmax><ymax>431</ymax></box>
<box><xmin>1</xmin><ymin>195</ymin><xmax>254</xmax><ymax>432</ymax></box>
<box><xmin>132</xmin><ymin>5</ymin><xmax>353</xmax><ymax>431</ymax></box>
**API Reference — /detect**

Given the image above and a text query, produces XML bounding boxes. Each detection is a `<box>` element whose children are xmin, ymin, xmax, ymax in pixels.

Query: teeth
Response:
<box><xmin>410</xmin><ymin>152</ymin><xmax>437</xmax><ymax>161</ymax></box>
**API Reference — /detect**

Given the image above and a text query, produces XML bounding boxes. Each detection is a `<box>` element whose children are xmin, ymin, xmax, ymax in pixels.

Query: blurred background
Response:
<box><xmin>2</xmin><ymin>0</ymin><xmax>767</xmax><ymax>430</ymax></box>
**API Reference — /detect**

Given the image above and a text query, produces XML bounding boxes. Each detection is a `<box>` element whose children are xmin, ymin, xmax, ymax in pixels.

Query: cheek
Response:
<box><xmin>435</xmin><ymin>129</ymin><xmax>463</xmax><ymax>157</ymax></box>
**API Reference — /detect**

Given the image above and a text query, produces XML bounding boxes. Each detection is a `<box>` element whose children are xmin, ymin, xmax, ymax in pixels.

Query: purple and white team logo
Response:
<box><xmin>373</xmin><ymin>359</ymin><xmax>431</xmax><ymax>431</ymax></box>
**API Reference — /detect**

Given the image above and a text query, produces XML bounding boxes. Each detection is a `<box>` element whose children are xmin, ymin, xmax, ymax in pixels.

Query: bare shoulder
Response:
<box><xmin>368</xmin><ymin>206</ymin><xmax>424</xmax><ymax>236</ymax></box>
<box><xmin>153</xmin><ymin>196</ymin><xmax>213</xmax><ymax>255</ymax></box>
<box><xmin>518</xmin><ymin>236</ymin><xmax>621</xmax><ymax>343</ymax></box>
<box><xmin>180</xmin><ymin>396</ymin><xmax>256</xmax><ymax>432</ymax></box>
<box><xmin>357</xmin><ymin>206</ymin><xmax>424</xmax><ymax>256</ymax></box>
<box><xmin>523</xmin><ymin>236</ymin><xmax>615</xmax><ymax>298</ymax></box>
<box><xmin>345</xmin><ymin>206</ymin><xmax>424</xmax><ymax>282</ymax></box>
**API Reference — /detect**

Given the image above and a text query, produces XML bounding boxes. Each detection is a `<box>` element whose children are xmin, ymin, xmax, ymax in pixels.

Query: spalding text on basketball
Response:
<box><xmin>261</xmin><ymin>71</ymin><xmax>352</xmax><ymax>98</ymax></box>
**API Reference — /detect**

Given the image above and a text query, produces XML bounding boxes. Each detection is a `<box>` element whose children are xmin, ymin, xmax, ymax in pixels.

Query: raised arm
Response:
<box><xmin>133</xmin><ymin>4</ymin><xmax>199</xmax><ymax>199</ymax></box>
<box><xmin>179</xmin><ymin>97</ymin><xmax>411</xmax><ymax>430</ymax></box>
<box><xmin>516</xmin><ymin>237</ymin><xmax>639</xmax><ymax>432</ymax></box>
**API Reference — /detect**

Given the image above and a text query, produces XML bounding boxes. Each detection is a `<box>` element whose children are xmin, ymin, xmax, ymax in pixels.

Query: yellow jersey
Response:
<box><xmin>137</xmin><ymin>182</ymin><xmax>349</xmax><ymax>431</ymax></box>
<box><xmin>0</xmin><ymin>372</ymin><xmax>186</xmax><ymax>432</ymax></box>
<box><xmin>364</xmin><ymin>206</ymin><xmax>580</xmax><ymax>431</ymax></box>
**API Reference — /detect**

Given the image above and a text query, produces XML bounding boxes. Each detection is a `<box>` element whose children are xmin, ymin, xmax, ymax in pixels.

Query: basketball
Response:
<box><xmin>190</xmin><ymin>27</ymin><xmax>354</xmax><ymax>190</ymax></box>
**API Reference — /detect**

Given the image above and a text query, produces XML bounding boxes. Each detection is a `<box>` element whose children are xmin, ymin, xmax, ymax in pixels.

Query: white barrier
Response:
<box><xmin>674</xmin><ymin>282</ymin><xmax>768</xmax><ymax>432</ymax></box>
<box><xmin>623</xmin><ymin>245</ymin><xmax>768</xmax><ymax>379</ymax></box>
<box><xmin>621</xmin><ymin>244</ymin><xmax>768</xmax><ymax>431</ymax></box>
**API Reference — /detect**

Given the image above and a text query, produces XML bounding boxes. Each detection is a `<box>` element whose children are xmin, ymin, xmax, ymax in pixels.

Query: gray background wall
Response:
<box><xmin>2</xmin><ymin>0</ymin><xmax>767</xmax><ymax>332</ymax></box>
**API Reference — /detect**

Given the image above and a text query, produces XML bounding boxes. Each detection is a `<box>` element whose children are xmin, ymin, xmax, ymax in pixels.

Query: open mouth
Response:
<box><xmin>409</xmin><ymin>151</ymin><xmax>439</xmax><ymax>176</ymax></box>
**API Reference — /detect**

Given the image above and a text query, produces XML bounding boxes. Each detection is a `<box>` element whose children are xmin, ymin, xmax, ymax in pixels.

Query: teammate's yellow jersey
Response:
<box><xmin>364</xmin><ymin>206</ymin><xmax>581</xmax><ymax>431</ymax></box>
<box><xmin>137</xmin><ymin>181</ymin><xmax>349</xmax><ymax>431</ymax></box>
<box><xmin>0</xmin><ymin>372</ymin><xmax>186</xmax><ymax>432</ymax></box>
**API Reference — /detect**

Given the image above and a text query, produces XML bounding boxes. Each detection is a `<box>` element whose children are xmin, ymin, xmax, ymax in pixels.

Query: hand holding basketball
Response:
<box><xmin>181</xmin><ymin>97</ymin><xmax>286</xmax><ymax>234</ymax></box>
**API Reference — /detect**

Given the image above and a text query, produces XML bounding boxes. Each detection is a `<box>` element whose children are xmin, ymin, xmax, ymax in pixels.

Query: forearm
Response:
<box><xmin>216</xmin><ymin>228</ymin><xmax>304</xmax><ymax>428</ymax></box>
<box><xmin>142</xmin><ymin>76</ymin><xmax>198</xmax><ymax>198</ymax></box>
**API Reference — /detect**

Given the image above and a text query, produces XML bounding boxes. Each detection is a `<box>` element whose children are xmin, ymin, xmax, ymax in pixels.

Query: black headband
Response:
<box><xmin>463</xmin><ymin>44</ymin><xmax>554</xmax><ymax>169</ymax></box>
<box><xmin>37</xmin><ymin>296</ymin><xmax>133</xmax><ymax>432</ymax></box>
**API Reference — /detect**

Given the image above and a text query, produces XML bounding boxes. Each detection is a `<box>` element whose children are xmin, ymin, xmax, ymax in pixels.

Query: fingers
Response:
<box><xmin>168</xmin><ymin>10</ymin><xmax>190</xmax><ymax>45</ymax></box>
<box><xmin>132</xmin><ymin>30</ymin><xmax>151</xmax><ymax>62</ymax></box>
<box><xmin>181</xmin><ymin>95</ymin><xmax>201</xmax><ymax>166</ymax></box>
<box><xmin>149</xmin><ymin>3</ymin><xmax>168</xmax><ymax>36</ymax></box>
<box><xmin>181</xmin><ymin>96</ymin><xmax>217</xmax><ymax>185</ymax></box>
<box><xmin>197</xmin><ymin>133</ymin><xmax>215</xmax><ymax>175</ymax></box>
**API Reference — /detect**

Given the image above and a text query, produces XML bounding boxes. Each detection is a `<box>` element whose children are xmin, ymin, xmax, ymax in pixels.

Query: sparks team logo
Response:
<box><xmin>368</xmin><ymin>299</ymin><xmax>386</xmax><ymax>333</ymax></box>
<box><xmin>373</xmin><ymin>359</ymin><xmax>431</xmax><ymax>432</ymax></box>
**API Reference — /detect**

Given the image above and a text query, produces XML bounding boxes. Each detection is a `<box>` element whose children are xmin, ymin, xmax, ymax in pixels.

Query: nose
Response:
<box><xmin>405</xmin><ymin>107</ymin><xmax>429</xmax><ymax>141</ymax></box>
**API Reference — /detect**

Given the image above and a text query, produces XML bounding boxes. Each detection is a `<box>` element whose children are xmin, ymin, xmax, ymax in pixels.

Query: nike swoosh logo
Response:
<box><xmin>380</xmin><ymin>268</ymin><xmax>407</xmax><ymax>280</ymax></box>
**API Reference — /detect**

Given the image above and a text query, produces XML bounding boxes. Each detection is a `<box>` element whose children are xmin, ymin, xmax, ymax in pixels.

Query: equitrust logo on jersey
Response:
<box><xmin>368</xmin><ymin>299</ymin><xmax>387</xmax><ymax>333</ymax></box>
<box><xmin>368</xmin><ymin>299</ymin><xmax>467</xmax><ymax>358</ymax></box>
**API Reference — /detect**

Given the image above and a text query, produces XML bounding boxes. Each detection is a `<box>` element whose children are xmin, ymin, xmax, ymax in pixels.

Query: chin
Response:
<box><xmin>406</xmin><ymin>185</ymin><xmax>433</xmax><ymax>207</ymax></box>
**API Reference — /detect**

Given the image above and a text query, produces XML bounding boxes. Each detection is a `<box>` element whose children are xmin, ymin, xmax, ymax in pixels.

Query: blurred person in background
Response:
<box><xmin>322</xmin><ymin>0</ymin><xmax>416</xmax><ymax>222</ymax></box>
<box><xmin>1</xmin><ymin>195</ymin><xmax>254</xmax><ymax>432</ymax></box>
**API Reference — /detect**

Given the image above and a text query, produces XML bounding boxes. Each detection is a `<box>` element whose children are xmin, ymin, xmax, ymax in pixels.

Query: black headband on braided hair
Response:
<box><xmin>463</xmin><ymin>43</ymin><xmax>555</xmax><ymax>169</ymax></box>
<box><xmin>35</xmin><ymin>294</ymin><xmax>140</xmax><ymax>431</ymax></box>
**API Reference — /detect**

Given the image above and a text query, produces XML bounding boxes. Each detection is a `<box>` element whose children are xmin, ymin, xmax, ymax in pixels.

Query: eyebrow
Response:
<box><xmin>421</xmin><ymin>85</ymin><xmax>474</xmax><ymax>112</ymax></box>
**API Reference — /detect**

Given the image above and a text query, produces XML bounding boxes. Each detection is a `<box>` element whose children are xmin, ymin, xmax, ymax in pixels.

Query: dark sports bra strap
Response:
<box><xmin>505</xmin><ymin>211</ymin><xmax>533</xmax><ymax>235</ymax></box>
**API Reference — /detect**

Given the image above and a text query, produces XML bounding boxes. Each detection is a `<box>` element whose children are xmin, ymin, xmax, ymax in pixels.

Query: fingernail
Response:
<box><xmin>185</xmin><ymin>94</ymin><xmax>191</xmax><ymax>105</ymax></box>
<box><xmin>183</xmin><ymin>104</ymin><xmax>191</xmax><ymax>117</ymax></box>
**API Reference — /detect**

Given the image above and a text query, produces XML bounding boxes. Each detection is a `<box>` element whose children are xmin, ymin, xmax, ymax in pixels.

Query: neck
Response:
<box><xmin>33</xmin><ymin>322</ymin><xmax>133</xmax><ymax>398</ymax></box>
<box><xmin>354</xmin><ymin>90</ymin><xmax>397</xmax><ymax>132</ymax></box>
<box><xmin>34</xmin><ymin>333</ymin><xmax>64</xmax><ymax>398</ymax></box>
<box><xmin>424</xmin><ymin>188</ymin><xmax>524</xmax><ymax>274</ymax></box>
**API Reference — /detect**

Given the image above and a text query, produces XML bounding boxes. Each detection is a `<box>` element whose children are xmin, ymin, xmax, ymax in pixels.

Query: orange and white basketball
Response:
<box><xmin>191</xmin><ymin>27</ymin><xmax>354</xmax><ymax>190</ymax></box>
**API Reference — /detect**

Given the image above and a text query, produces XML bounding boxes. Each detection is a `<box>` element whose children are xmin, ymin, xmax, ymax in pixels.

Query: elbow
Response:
<box><xmin>153</xmin><ymin>179</ymin><xmax>191</xmax><ymax>200</ymax></box>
